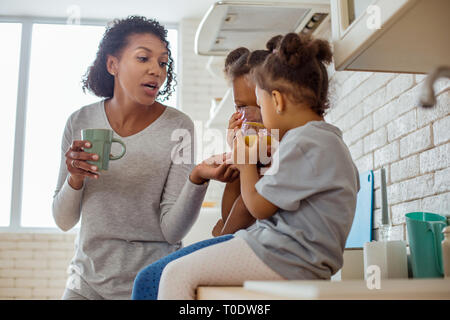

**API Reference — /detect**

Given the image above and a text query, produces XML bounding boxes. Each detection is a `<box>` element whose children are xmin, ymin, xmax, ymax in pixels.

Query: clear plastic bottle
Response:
<box><xmin>378</xmin><ymin>224</ymin><xmax>391</xmax><ymax>242</ymax></box>
<box><xmin>443</xmin><ymin>226</ymin><xmax>450</xmax><ymax>278</ymax></box>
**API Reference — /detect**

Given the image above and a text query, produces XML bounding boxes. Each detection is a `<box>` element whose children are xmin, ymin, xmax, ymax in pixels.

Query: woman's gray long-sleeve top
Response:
<box><xmin>52</xmin><ymin>100</ymin><xmax>208</xmax><ymax>299</ymax></box>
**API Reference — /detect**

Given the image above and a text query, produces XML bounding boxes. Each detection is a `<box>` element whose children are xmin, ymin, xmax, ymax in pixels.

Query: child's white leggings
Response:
<box><xmin>158</xmin><ymin>236</ymin><xmax>284</xmax><ymax>299</ymax></box>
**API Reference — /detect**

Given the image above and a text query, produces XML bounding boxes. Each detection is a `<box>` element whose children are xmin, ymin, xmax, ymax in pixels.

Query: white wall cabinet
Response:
<box><xmin>330</xmin><ymin>0</ymin><xmax>450</xmax><ymax>74</ymax></box>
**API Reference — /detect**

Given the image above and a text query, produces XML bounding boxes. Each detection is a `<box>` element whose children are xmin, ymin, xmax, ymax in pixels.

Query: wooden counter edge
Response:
<box><xmin>197</xmin><ymin>286</ymin><xmax>285</xmax><ymax>300</ymax></box>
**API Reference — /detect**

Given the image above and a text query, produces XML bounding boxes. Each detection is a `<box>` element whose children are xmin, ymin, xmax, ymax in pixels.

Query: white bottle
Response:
<box><xmin>442</xmin><ymin>226</ymin><xmax>450</xmax><ymax>278</ymax></box>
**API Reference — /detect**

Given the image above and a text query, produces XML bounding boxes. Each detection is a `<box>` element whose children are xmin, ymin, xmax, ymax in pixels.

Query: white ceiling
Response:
<box><xmin>0</xmin><ymin>0</ymin><xmax>330</xmax><ymax>24</ymax></box>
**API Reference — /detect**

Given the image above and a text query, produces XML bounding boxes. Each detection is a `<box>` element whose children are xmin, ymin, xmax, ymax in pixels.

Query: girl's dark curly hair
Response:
<box><xmin>223</xmin><ymin>36</ymin><xmax>280</xmax><ymax>82</ymax></box>
<box><xmin>252</xmin><ymin>33</ymin><xmax>333</xmax><ymax>116</ymax></box>
<box><xmin>82</xmin><ymin>15</ymin><xmax>176</xmax><ymax>102</ymax></box>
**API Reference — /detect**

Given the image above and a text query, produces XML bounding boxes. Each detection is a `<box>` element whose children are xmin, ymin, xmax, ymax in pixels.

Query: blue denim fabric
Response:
<box><xmin>131</xmin><ymin>234</ymin><xmax>234</xmax><ymax>300</ymax></box>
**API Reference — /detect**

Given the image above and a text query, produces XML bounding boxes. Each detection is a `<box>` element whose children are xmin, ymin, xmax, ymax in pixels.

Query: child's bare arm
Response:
<box><xmin>213</xmin><ymin>195</ymin><xmax>255</xmax><ymax>237</ymax></box>
<box><xmin>239</xmin><ymin>164</ymin><xmax>278</xmax><ymax>220</ymax></box>
<box><xmin>212</xmin><ymin>176</ymin><xmax>243</xmax><ymax>237</ymax></box>
<box><xmin>219</xmin><ymin>195</ymin><xmax>255</xmax><ymax>235</ymax></box>
<box><xmin>232</xmin><ymin>130</ymin><xmax>278</xmax><ymax>220</ymax></box>
<box><xmin>220</xmin><ymin>176</ymin><xmax>241</xmax><ymax>221</ymax></box>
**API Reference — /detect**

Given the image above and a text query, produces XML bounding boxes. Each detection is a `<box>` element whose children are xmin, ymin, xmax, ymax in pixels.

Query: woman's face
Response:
<box><xmin>232</xmin><ymin>75</ymin><xmax>258</xmax><ymax>111</ymax></box>
<box><xmin>108</xmin><ymin>33</ymin><xmax>168</xmax><ymax>106</ymax></box>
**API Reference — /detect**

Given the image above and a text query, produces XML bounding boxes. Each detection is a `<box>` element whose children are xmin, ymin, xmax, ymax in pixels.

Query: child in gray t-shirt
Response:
<box><xmin>235</xmin><ymin>120</ymin><xmax>360</xmax><ymax>279</ymax></box>
<box><xmin>233</xmin><ymin>32</ymin><xmax>359</xmax><ymax>280</ymax></box>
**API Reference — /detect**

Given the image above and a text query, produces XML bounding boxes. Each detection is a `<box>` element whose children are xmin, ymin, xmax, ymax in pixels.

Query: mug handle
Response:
<box><xmin>110</xmin><ymin>138</ymin><xmax>126</xmax><ymax>160</ymax></box>
<box><xmin>429</xmin><ymin>221</ymin><xmax>447</xmax><ymax>276</ymax></box>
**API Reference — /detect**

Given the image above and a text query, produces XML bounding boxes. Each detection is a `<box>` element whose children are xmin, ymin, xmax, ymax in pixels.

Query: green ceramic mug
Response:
<box><xmin>81</xmin><ymin>129</ymin><xmax>126</xmax><ymax>171</ymax></box>
<box><xmin>405</xmin><ymin>212</ymin><xmax>448</xmax><ymax>278</ymax></box>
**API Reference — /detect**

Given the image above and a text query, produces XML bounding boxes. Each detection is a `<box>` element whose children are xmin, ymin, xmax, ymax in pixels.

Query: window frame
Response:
<box><xmin>0</xmin><ymin>15</ymin><xmax>179</xmax><ymax>233</ymax></box>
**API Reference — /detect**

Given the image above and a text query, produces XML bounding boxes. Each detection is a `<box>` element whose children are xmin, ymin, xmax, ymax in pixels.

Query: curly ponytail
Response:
<box><xmin>252</xmin><ymin>33</ymin><xmax>333</xmax><ymax>116</ymax></box>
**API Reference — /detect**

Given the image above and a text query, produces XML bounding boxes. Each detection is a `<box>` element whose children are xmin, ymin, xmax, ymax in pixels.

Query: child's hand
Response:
<box><xmin>212</xmin><ymin>219</ymin><xmax>225</xmax><ymax>237</ymax></box>
<box><xmin>227</xmin><ymin>111</ymin><xmax>244</xmax><ymax>148</ymax></box>
<box><xmin>257</xmin><ymin>130</ymin><xmax>275</xmax><ymax>160</ymax></box>
<box><xmin>232</xmin><ymin>129</ymin><xmax>258</xmax><ymax>169</ymax></box>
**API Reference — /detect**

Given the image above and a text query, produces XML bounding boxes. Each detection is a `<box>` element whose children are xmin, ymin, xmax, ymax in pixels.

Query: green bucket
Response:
<box><xmin>405</xmin><ymin>212</ymin><xmax>448</xmax><ymax>278</ymax></box>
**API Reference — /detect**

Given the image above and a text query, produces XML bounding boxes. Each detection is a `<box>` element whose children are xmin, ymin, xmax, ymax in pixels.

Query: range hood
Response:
<box><xmin>195</xmin><ymin>1</ymin><xmax>330</xmax><ymax>56</ymax></box>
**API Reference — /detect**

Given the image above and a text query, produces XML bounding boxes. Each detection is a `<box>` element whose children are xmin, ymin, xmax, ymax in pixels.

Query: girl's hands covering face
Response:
<box><xmin>227</xmin><ymin>111</ymin><xmax>243</xmax><ymax>148</ymax></box>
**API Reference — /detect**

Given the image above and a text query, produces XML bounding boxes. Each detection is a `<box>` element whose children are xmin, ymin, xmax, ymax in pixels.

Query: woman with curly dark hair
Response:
<box><xmin>52</xmin><ymin>16</ymin><xmax>238</xmax><ymax>300</ymax></box>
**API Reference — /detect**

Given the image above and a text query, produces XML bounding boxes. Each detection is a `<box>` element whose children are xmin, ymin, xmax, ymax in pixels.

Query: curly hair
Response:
<box><xmin>223</xmin><ymin>42</ymin><xmax>277</xmax><ymax>82</ymax></box>
<box><xmin>252</xmin><ymin>33</ymin><xmax>333</xmax><ymax>116</ymax></box>
<box><xmin>82</xmin><ymin>15</ymin><xmax>176</xmax><ymax>102</ymax></box>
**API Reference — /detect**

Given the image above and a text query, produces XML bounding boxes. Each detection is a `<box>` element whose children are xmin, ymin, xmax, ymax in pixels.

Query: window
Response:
<box><xmin>21</xmin><ymin>24</ymin><xmax>105</xmax><ymax>228</ymax></box>
<box><xmin>1</xmin><ymin>19</ymin><xmax>178</xmax><ymax>230</ymax></box>
<box><xmin>0</xmin><ymin>23</ymin><xmax>22</xmax><ymax>227</ymax></box>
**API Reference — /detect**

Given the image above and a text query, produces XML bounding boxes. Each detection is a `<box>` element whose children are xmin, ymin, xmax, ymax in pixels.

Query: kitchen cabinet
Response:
<box><xmin>330</xmin><ymin>0</ymin><xmax>450</xmax><ymax>74</ymax></box>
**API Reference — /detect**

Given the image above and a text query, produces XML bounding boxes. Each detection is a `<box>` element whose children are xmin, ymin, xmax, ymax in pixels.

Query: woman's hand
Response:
<box><xmin>65</xmin><ymin>140</ymin><xmax>100</xmax><ymax>189</ymax></box>
<box><xmin>227</xmin><ymin>111</ymin><xmax>243</xmax><ymax>148</ymax></box>
<box><xmin>190</xmin><ymin>153</ymin><xmax>239</xmax><ymax>185</ymax></box>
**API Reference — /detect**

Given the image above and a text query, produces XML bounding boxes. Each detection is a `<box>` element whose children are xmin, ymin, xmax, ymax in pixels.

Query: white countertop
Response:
<box><xmin>242</xmin><ymin>278</ymin><xmax>450</xmax><ymax>300</ymax></box>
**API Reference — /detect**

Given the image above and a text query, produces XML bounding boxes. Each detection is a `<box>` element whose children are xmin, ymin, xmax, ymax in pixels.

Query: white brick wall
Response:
<box><xmin>0</xmin><ymin>233</ymin><xmax>76</xmax><ymax>300</ymax></box>
<box><xmin>319</xmin><ymin>18</ymin><xmax>450</xmax><ymax>242</ymax></box>
<box><xmin>363</xmin><ymin>127</ymin><xmax>387</xmax><ymax>154</ymax></box>
<box><xmin>420</xmin><ymin>142</ymin><xmax>450</xmax><ymax>174</ymax></box>
<box><xmin>330</xmin><ymin>74</ymin><xmax>449</xmax><ymax>241</ymax></box>
<box><xmin>399</xmin><ymin>125</ymin><xmax>433</xmax><ymax>158</ymax></box>
<box><xmin>324</xmin><ymin>58</ymin><xmax>449</xmax><ymax>242</ymax></box>
<box><xmin>387</xmin><ymin>109</ymin><xmax>417</xmax><ymax>142</ymax></box>
<box><xmin>390</xmin><ymin>155</ymin><xmax>420</xmax><ymax>183</ymax></box>
<box><xmin>433</xmin><ymin>115</ymin><xmax>450</xmax><ymax>145</ymax></box>
<box><xmin>374</xmin><ymin>141</ymin><xmax>399</xmax><ymax>168</ymax></box>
